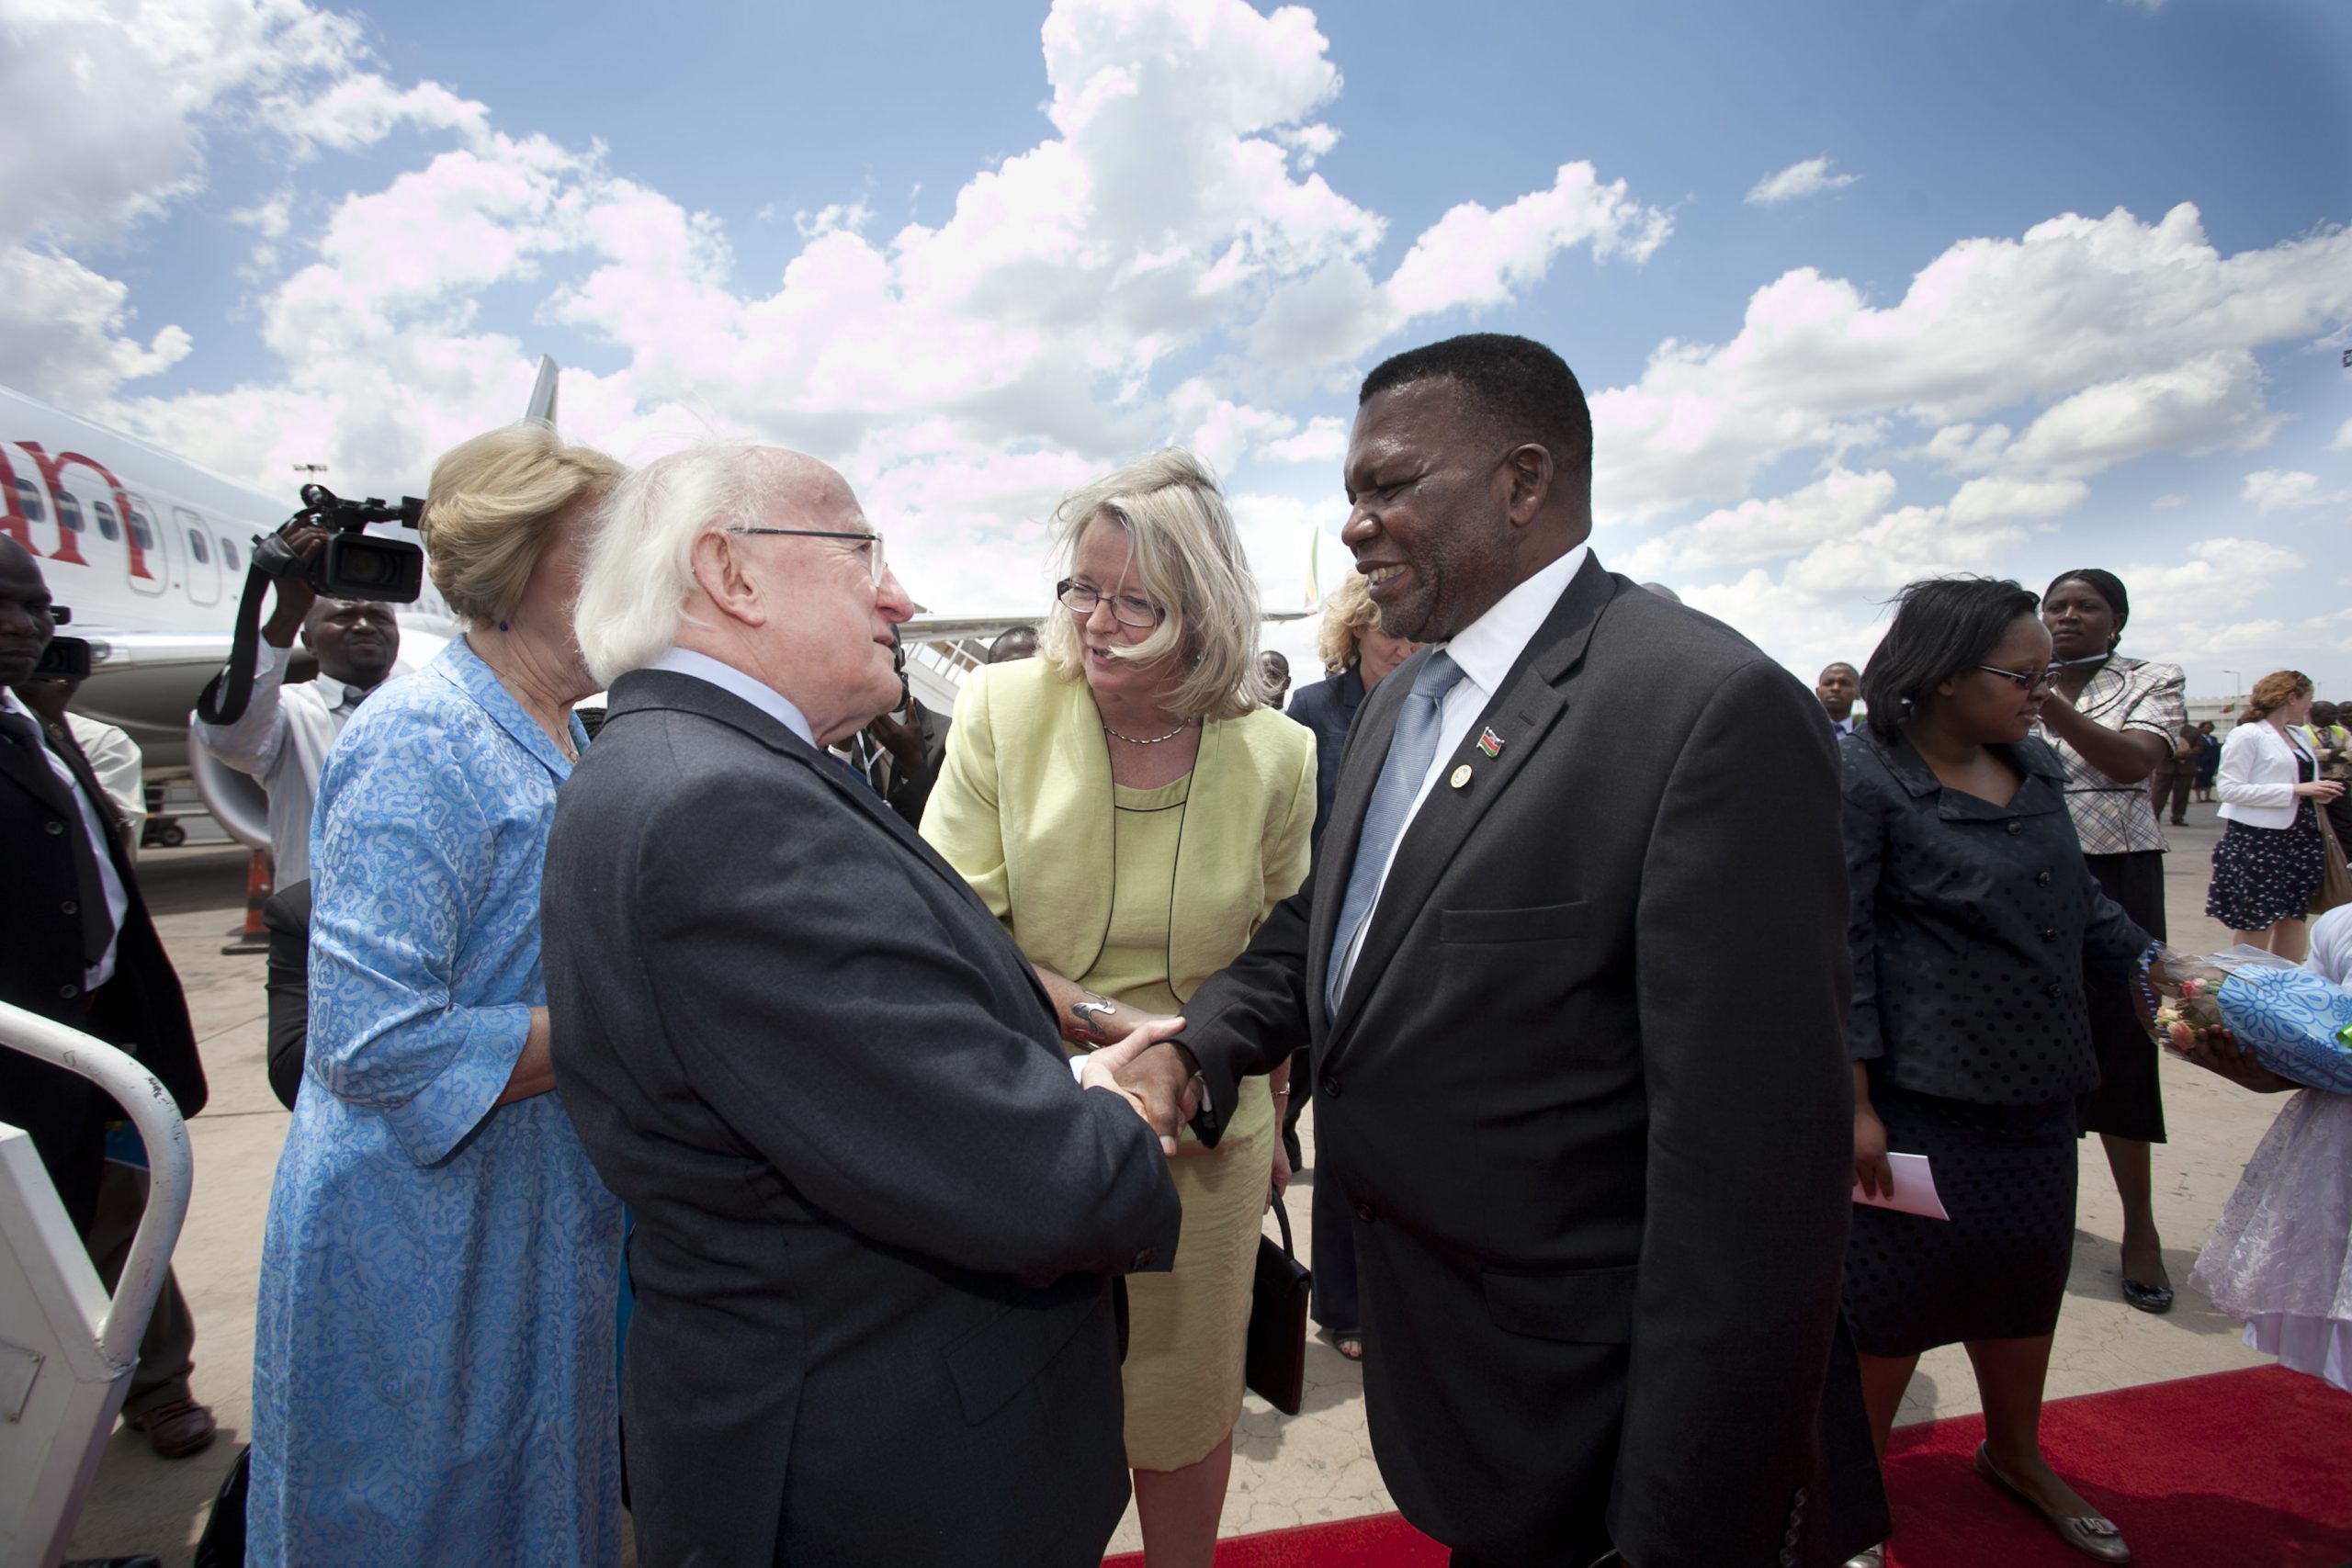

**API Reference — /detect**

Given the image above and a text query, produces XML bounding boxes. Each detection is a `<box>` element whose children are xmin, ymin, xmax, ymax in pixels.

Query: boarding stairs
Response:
<box><xmin>0</xmin><ymin>1001</ymin><xmax>191</xmax><ymax>1568</ymax></box>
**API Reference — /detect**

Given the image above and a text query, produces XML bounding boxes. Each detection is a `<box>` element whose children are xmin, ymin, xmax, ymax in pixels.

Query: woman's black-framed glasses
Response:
<box><xmin>726</xmin><ymin>527</ymin><xmax>886</xmax><ymax>586</ymax></box>
<box><xmin>1057</xmin><ymin>579</ymin><xmax>1163</xmax><ymax>629</ymax></box>
<box><xmin>1973</xmin><ymin>662</ymin><xmax>2062</xmax><ymax>693</ymax></box>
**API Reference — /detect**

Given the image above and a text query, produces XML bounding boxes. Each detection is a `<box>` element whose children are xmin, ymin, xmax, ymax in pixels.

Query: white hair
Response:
<box><xmin>574</xmin><ymin>442</ymin><xmax>763</xmax><ymax>687</ymax></box>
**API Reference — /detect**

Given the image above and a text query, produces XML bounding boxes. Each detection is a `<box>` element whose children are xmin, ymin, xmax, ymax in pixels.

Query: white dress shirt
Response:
<box><xmin>67</xmin><ymin>711</ymin><xmax>146</xmax><ymax>851</ymax></box>
<box><xmin>190</xmin><ymin>638</ymin><xmax>392</xmax><ymax>885</ymax></box>
<box><xmin>650</xmin><ymin>646</ymin><xmax>815</xmax><ymax>743</ymax></box>
<box><xmin>1330</xmin><ymin>543</ymin><xmax>1591</xmax><ymax>1001</ymax></box>
<box><xmin>5</xmin><ymin>686</ymin><xmax>130</xmax><ymax>989</ymax></box>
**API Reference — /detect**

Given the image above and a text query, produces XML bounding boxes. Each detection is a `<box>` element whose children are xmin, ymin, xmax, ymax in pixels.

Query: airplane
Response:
<box><xmin>1</xmin><ymin>367</ymin><xmax>1302</xmax><ymax>852</ymax></box>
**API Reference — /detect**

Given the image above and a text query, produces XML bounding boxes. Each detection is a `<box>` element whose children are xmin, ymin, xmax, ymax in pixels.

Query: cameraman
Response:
<box><xmin>193</xmin><ymin>524</ymin><xmax>401</xmax><ymax>885</ymax></box>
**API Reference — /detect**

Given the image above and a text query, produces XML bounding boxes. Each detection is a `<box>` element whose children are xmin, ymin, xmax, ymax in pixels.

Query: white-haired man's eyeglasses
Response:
<box><xmin>726</xmin><ymin>527</ymin><xmax>886</xmax><ymax>586</ymax></box>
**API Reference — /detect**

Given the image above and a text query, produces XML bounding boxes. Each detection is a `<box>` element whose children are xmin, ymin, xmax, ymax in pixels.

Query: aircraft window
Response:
<box><xmin>57</xmin><ymin>492</ymin><xmax>84</xmax><ymax>533</ymax></box>
<box><xmin>94</xmin><ymin>501</ymin><xmax>121</xmax><ymax>541</ymax></box>
<box><xmin>187</xmin><ymin>526</ymin><xmax>210</xmax><ymax>564</ymax></box>
<box><xmin>10</xmin><ymin>478</ymin><xmax>42</xmax><ymax>524</ymax></box>
<box><xmin>221</xmin><ymin>537</ymin><xmax>241</xmax><ymax>571</ymax></box>
<box><xmin>128</xmin><ymin>506</ymin><xmax>155</xmax><ymax>549</ymax></box>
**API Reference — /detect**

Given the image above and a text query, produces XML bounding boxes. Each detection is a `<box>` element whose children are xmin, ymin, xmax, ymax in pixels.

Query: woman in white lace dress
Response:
<box><xmin>2187</xmin><ymin>905</ymin><xmax>2352</xmax><ymax>1391</ymax></box>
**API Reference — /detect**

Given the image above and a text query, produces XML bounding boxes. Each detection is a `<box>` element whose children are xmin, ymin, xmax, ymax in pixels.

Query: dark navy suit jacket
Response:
<box><xmin>1283</xmin><ymin>665</ymin><xmax>1364</xmax><ymax>851</ymax></box>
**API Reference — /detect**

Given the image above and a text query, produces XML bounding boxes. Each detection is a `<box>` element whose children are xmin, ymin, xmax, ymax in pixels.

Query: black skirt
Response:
<box><xmin>1842</xmin><ymin>1089</ymin><xmax>2078</xmax><ymax>1357</ymax></box>
<box><xmin>2206</xmin><ymin>807</ymin><xmax>2324</xmax><ymax>931</ymax></box>
<box><xmin>2077</xmin><ymin>850</ymin><xmax>2166</xmax><ymax>1144</ymax></box>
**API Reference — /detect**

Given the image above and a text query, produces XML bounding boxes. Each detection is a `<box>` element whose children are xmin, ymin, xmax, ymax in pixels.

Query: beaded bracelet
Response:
<box><xmin>2133</xmin><ymin>940</ymin><xmax>2166</xmax><ymax>1039</ymax></box>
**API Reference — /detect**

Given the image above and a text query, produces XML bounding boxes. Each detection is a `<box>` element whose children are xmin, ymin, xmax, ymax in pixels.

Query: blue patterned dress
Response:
<box><xmin>248</xmin><ymin>639</ymin><xmax>624</xmax><ymax>1568</ymax></box>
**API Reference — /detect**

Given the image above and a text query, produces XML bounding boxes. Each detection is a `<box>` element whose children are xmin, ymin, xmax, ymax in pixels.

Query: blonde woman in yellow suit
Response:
<box><xmin>923</xmin><ymin>448</ymin><xmax>1314</xmax><ymax>1567</ymax></box>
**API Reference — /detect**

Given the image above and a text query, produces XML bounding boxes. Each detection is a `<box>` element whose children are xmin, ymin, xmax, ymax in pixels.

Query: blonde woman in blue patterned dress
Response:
<box><xmin>249</xmin><ymin>425</ymin><xmax>628</xmax><ymax>1567</ymax></box>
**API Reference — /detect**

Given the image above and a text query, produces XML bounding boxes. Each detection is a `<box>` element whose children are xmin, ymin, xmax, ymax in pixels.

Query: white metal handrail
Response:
<box><xmin>0</xmin><ymin>1001</ymin><xmax>191</xmax><ymax>1371</ymax></box>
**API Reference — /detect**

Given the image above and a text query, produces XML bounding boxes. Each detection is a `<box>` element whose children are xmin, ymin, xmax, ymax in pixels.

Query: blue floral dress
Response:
<box><xmin>247</xmin><ymin>639</ymin><xmax>624</xmax><ymax>1568</ymax></box>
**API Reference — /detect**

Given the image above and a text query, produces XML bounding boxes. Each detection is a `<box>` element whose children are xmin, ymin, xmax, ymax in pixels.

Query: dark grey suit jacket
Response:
<box><xmin>543</xmin><ymin>669</ymin><xmax>1182</xmax><ymax>1568</ymax></box>
<box><xmin>1182</xmin><ymin>558</ymin><xmax>1885</xmax><ymax>1568</ymax></box>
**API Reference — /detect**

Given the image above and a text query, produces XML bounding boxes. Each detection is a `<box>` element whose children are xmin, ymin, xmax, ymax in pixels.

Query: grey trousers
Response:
<box><xmin>86</xmin><ymin>1159</ymin><xmax>197</xmax><ymax>1417</ymax></box>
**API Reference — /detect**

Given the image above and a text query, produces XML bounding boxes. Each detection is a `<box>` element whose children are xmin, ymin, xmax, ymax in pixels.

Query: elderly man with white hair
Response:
<box><xmin>540</xmin><ymin>443</ymin><xmax>1185</xmax><ymax>1568</ymax></box>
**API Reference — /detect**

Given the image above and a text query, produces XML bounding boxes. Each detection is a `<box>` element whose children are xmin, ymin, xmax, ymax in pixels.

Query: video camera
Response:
<box><xmin>32</xmin><ymin>604</ymin><xmax>91</xmax><ymax>681</ymax></box>
<box><xmin>251</xmin><ymin>483</ymin><xmax>427</xmax><ymax>604</ymax></box>
<box><xmin>198</xmin><ymin>482</ymin><xmax>424</xmax><ymax>725</ymax></box>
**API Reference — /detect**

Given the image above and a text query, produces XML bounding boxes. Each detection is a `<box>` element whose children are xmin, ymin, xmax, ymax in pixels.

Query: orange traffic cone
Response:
<box><xmin>220</xmin><ymin>850</ymin><xmax>273</xmax><ymax>954</ymax></box>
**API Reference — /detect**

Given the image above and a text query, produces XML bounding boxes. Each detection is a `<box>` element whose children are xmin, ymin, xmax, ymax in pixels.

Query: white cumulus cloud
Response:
<box><xmin>1745</xmin><ymin>157</ymin><xmax>1859</xmax><ymax>207</ymax></box>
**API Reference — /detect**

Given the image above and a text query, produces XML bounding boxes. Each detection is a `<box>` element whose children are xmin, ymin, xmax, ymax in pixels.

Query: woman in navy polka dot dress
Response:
<box><xmin>1839</xmin><ymin>579</ymin><xmax>2151</xmax><ymax>1567</ymax></box>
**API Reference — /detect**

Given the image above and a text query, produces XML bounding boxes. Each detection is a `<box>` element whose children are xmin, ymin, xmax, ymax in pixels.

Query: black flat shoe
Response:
<box><xmin>2120</xmin><ymin>1277</ymin><xmax>2174</xmax><ymax>1314</ymax></box>
<box><xmin>1974</xmin><ymin>1442</ymin><xmax>2132</xmax><ymax>1563</ymax></box>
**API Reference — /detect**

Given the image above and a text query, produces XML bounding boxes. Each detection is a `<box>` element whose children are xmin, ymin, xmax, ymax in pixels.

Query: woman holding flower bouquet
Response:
<box><xmin>1841</xmin><ymin>578</ymin><xmax>2151</xmax><ymax>1567</ymax></box>
<box><xmin>2183</xmin><ymin>906</ymin><xmax>2352</xmax><ymax>1393</ymax></box>
<box><xmin>2208</xmin><ymin>670</ymin><xmax>2342</xmax><ymax>963</ymax></box>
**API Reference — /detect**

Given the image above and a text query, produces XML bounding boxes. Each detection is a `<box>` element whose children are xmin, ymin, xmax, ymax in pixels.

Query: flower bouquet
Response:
<box><xmin>2144</xmin><ymin>945</ymin><xmax>2352</xmax><ymax>1095</ymax></box>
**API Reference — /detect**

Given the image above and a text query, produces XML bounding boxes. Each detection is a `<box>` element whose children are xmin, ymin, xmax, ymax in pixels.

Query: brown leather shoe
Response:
<box><xmin>127</xmin><ymin>1395</ymin><xmax>217</xmax><ymax>1458</ymax></box>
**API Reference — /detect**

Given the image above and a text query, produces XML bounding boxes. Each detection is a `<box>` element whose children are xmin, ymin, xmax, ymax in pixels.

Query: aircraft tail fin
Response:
<box><xmin>526</xmin><ymin>355</ymin><xmax>560</xmax><ymax>427</ymax></box>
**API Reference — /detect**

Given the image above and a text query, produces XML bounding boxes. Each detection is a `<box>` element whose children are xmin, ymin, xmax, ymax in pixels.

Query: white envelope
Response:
<box><xmin>1851</xmin><ymin>1151</ymin><xmax>1950</xmax><ymax>1221</ymax></box>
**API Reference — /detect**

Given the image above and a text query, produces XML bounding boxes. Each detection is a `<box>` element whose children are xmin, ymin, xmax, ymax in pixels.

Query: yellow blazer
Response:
<box><xmin>922</xmin><ymin>657</ymin><xmax>1317</xmax><ymax>1004</ymax></box>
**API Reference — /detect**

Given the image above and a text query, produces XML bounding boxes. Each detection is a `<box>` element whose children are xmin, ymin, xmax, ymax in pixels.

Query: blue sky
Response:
<box><xmin>3</xmin><ymin>0</ymin><xmax>2346</xmax><ymax>694</ymax></box>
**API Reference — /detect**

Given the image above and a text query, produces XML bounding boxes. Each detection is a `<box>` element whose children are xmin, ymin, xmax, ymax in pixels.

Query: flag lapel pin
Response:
<box><xmin>1476</xmin><ymin>728</ymin><xmax>1504</xmax><ymax>759</ymax></box>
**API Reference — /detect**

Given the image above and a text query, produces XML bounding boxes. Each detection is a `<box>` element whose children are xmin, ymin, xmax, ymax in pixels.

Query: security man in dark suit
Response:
<box><xmin>543</xmin><ymin>445</ymin><xmax>1183</xmax><ymax>1567</ymax></box>
<box><xmin>1120</xmin><ymin>336</ymin><xmax>1885</xmax><ymax>1568</ymax></box>
<box><xmin>0</xmin><ymin>536</ymin><xmax>214</xmax><ymax>1457</ymax></box>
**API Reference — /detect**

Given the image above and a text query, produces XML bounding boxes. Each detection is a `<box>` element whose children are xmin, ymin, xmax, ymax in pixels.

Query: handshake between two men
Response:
<box><xmin>1069</xmin><ymin>1002</ymin><xmax>1204</xmax><ymax>1157</ymax></box>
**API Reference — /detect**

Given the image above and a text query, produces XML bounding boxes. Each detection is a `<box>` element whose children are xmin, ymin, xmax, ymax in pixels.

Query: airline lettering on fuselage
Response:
<box><xmin>0</xmin><ymin>439</ymin><xmax>154</xmax><ymax>580</ymax></box>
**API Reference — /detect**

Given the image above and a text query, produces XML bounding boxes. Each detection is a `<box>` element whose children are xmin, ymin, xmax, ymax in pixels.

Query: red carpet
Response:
<box><xmin>1104</xmin><ymin>1365</ymin><xmax>2352</xmax><ymax>1567</ymax></box>
<box><xmin>1879</xmin><ymin>1364</ymin><xmax>2352</xmax><ymax>1568</ymax></box>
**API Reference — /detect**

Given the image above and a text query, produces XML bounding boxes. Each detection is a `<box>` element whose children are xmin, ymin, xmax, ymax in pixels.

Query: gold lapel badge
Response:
<box><xmin>1449</xmin><ymin>763</ymin><xmax>1473</xmax><ymax>790</ymax></box>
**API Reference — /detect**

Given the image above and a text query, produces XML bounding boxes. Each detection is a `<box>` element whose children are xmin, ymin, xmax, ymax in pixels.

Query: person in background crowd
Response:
<box><xmin>1287</xmin><ymin>570</ymin><xmax>1423</xmax><ymax>856</ymax></box>
<box><xmin>261</xmin><ymin>880</ymin><xmax>311</xmax><ymax>1111</ymax></box>
<box><xmin>924</xmin><ymin>448</ymin><xmax>1312</xmax><ymax>1568</ymax></box>
<box><xmin>2306</xmin><ymin>699</ymin><xmax>2352</xmax><ymax>850</ymax></box>
<box><xmin>16</xmin><ymin>670</ymin><xmax>144</xmax><ymax>850</ymax></box>
<box><xmin>1819</xmin><ymin>660</ymin><xmax>1861</xmax><ymax>737</ymax></box>
<box><xmin>2161</xmin><ymin>721</ymin><xmax>2200</xmax><ymax>827</ymax></box>
<box><xmin>247</xmin><ymin>425</ymin><xmax>628</xmax><ymax>1567</ymax></box>
<box><xmin>985</xmin><ymin>623</ymin><xmax>1040</xmax><ymax>663</ymax></box>
<box><xmin>0</xmin><ymin>537</ymin><xmax>215</xmax><ymax>1460</ymax></box>
<box><xmin>1145</xmin><ymin>334</ymin><xmax>1883</xmax><ymax>1568</ymax></box>
<box><xmin>191</xmin><ymin>532</ymin><xmax>400</xmax><ymax>886</ymax></box>
<box><xmin>2036</xmin><ymin>568</ymin><xmax>2186</xmax><ymax>1315</ymax></box>
<box><xmin>2210</xmin><ymin>670</ymin><xmax>2342</xmax><ymax>964</ymax></box>
<box><xmin>1276</xmin><ymin>566</ymin><xmax>1422</xmax><ymax>1359</ymax></box>
<box><xmin>2185</xmin><ymin>903</ymin><xmax>2352</xmax><ymax>1394</ymax></box>
<box><xmin>846</xmin><ymin>628</ymin><xmax>949</xmax><ymax>825</ymax></box>
<box><xmin>547</xmin><ymin>443</ymin><xmax>1182</xmax><ymax>1568</ymax></box>
<box><xmin>2194</xmin><ymin>719</ymin><xmax>2222</xmax><ymax>803</ymax></box>
<box><xmin>1259</xmin><ymin>649</ymin><xmax>1292</xmax><ymax>709</ymax></box>
<box><xmin>1846</xmin><ymin>577</ymin><xmax>2151</xmax><ymax>1567</ymax></box>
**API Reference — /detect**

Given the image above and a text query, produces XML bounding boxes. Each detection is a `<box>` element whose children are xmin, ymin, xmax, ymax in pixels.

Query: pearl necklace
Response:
<box><xmin>1102</xmin><ymin>717</ymin><xmax>1193</xmax><ymax>745</ymax></box>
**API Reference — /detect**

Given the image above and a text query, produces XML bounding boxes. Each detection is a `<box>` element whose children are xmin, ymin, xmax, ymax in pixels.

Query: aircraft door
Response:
<box><xmin>175</xmin><ymin>506</ymin><xmax>220</xmax><ymax>606</ymax></box>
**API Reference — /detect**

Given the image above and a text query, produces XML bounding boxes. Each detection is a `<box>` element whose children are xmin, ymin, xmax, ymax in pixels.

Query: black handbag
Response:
<box><xmin>1245</xmin><ymin>1191</ymin><xmax>1312</xmax><ymax>1416</ymax></box>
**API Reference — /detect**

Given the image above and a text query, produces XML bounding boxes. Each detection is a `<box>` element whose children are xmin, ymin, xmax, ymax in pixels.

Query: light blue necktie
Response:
<box><xmin>1326</xmin><ymin>650</ymin><xmax>1465</xmax><ymax>1011</ymax></box>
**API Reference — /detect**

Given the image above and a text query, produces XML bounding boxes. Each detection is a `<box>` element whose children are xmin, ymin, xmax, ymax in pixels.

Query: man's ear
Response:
<box><xmin>691</xmin><ymin>531</ymin><xmax>764</xmax><ymax>626</ymax></box>
<box><xmin>1503</xmin><ymin>443</ymin><xmax>1555</xmax><ymax>525</ymax></box>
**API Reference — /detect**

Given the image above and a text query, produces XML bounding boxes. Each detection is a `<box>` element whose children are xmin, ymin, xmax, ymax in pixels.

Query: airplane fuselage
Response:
<box><xmin>0</xmin><ymin>383</ymin><xmax>455</xmax><ymax>773</ymax></box>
